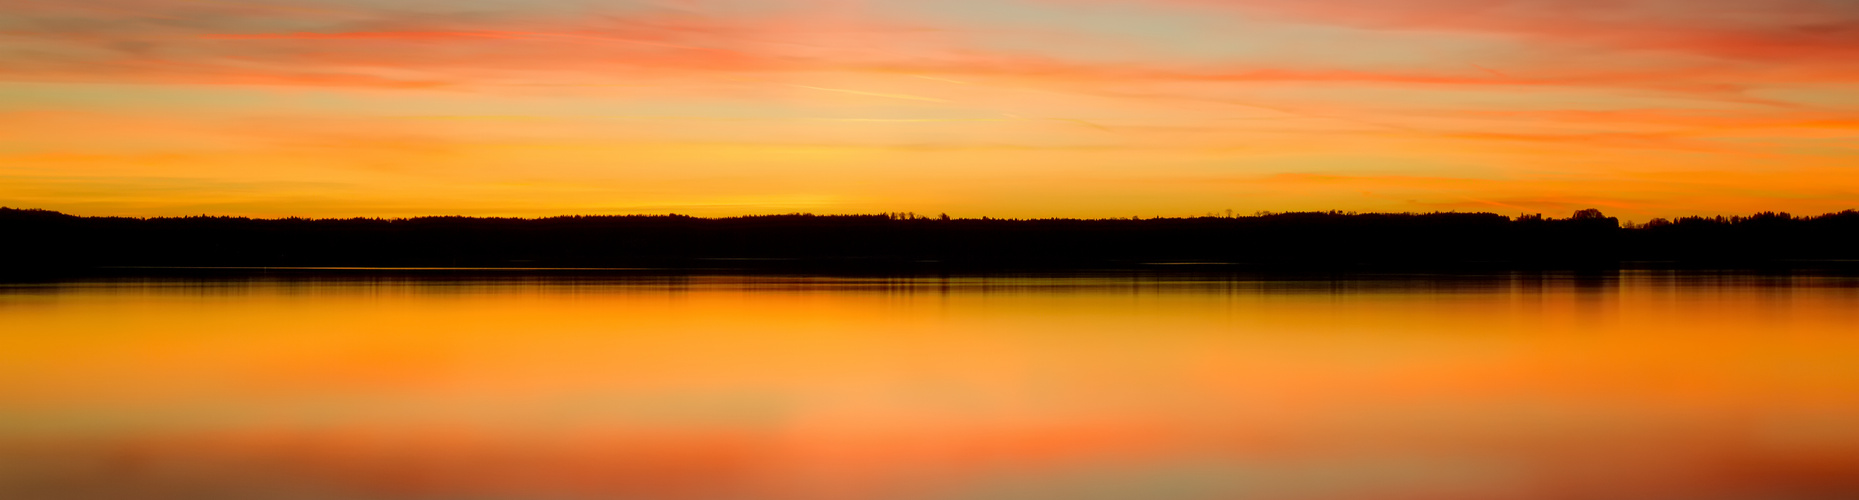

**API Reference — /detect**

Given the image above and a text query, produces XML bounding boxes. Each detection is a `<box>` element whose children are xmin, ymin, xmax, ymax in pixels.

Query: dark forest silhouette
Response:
<box><xmin>3</xmin><ymin>207</ymin><xmax>1857</xmax><ymax>273</ymax></box>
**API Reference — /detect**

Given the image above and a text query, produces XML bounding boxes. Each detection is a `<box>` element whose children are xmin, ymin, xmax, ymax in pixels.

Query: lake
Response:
<box><xmin>3</xmin><ymin>271</ymin><xmax>1857</xmax><ymax>499</ymax></box>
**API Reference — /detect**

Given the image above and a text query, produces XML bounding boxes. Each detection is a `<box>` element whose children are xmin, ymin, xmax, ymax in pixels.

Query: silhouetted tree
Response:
<box><xmin>3</xmin><ymin>206</ymin><xmax>1856</xmax><ymax>274</ymax></box>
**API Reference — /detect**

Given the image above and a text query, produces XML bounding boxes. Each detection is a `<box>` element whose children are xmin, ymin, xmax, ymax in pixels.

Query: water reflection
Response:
<box><xmin>2</xmin><ymin>271</ymin><xmax>1857</xmax><ymax>499</ymax></box>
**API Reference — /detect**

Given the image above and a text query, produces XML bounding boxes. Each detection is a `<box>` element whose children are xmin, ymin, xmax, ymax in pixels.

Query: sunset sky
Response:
<box><xmin>3</xmin><ymin>0</ymin><xmax>1857</xmax><ymax>220</ymax></box>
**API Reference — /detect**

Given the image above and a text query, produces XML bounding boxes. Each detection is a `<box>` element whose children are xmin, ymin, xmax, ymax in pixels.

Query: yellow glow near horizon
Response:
<box><xmin>2</xmin><ymin>1</ymin><xmax>1857</xmax><ymax>220</ymax></box>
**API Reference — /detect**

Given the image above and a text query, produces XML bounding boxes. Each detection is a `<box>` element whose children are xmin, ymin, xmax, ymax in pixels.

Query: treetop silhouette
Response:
<box><xmin>3</xmin><ymin>207</ymin><xmax>1855</xmax><ymax>272</ymax></box>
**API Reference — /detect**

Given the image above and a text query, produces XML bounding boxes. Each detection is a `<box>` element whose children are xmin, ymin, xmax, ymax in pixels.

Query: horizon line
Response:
<box><xmin>7</xmin><ymin>206</ymin><xmax>1857</xmax><ymax>224</ymax></box>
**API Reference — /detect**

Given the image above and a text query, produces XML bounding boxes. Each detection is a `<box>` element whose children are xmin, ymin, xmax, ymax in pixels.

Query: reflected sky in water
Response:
<box><xmin>3</xmin><ymin>271</ymin><xmax>1858</xmax><ymax>499</ymax></box>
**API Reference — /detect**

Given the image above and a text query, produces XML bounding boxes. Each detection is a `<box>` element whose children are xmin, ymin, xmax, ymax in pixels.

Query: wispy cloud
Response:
<box><xmin>789</xmin><ymin>85</ymin><xmax>949</xmax><ymax>103</ymax></box>
<box><xmin>2</xmin><ymin>0</ymin><xmax>1856</xmax><ymax>217</ymax></box>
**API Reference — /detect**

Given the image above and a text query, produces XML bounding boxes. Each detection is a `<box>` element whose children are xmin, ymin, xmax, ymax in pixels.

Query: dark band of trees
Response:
<box><xmin>4</xmin><ymin>207</ymin><xmax>1856</xmax><ymax>272</ymax></box>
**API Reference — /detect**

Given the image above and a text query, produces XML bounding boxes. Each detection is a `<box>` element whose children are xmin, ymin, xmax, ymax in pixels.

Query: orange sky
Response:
<box><xmin>2</xmin><ymin>0</ymin><xmax>1856</xmax><ymax>220</ymax></box>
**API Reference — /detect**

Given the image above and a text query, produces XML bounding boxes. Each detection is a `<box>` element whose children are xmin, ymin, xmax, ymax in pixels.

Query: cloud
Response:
<box><xmin>789</xmin><ymin>85</ymin><xmax>950</xmax><ymax>103</ymax></box>
<box><xmin>6</xmin><ymin>0</ymin><xmax>1854</xmax><ymax>95</ymax></box>
<box><xmin>1093</xmin><ymin>0</ymin><xmax>1859</xmax><ymax>62</ymax></box>
<box><xmin>4</xmin><ymin>0</ymin><xmax>1857</xmax><ymax>218</ymax></box>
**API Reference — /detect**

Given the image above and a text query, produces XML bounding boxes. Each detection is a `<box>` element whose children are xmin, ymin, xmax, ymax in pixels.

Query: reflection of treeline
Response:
<box><xmin>3</xmin><ymin>207</ymin><xmax>1856</xmax><ymax>271</ymax></box>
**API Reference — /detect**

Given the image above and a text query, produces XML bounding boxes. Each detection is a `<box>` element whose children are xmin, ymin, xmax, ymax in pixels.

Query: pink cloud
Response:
<box><xmin>4</xmin><ymin>0</ymin><xmax>1854</xmax><ymax>94</ymax></box>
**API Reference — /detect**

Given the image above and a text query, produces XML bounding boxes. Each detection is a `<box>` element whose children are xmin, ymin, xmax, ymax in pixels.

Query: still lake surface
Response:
<box><xmin>3</xmin><ymin>271</ymin><xmax>1858</xmax><ymax>499</ymax></box>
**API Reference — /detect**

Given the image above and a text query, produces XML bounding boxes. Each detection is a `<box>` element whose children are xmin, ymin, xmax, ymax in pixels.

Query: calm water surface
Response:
<box><xmin>3</xmin><ymin>271</ymin><xmax>1858</xmax><ymax>499</ymax></box>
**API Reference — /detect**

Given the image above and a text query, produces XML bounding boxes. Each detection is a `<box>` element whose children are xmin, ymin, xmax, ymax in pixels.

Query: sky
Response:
<box><xmin>2</xmin><ymin>0</ymin><xmax>1857</xmax><ymax>220</ymax></box>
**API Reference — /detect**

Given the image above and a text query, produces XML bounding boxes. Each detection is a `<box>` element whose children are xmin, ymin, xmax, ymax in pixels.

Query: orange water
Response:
<box><xmin>3</xmin><ymin>272</ymin><xmax>1857</xmax><ymax>499</ymax></box>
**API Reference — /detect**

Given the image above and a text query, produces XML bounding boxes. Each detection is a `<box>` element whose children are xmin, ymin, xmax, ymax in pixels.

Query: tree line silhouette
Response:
<box><xmin>3</xmin><ymin>207</ymin><xmax>1856</xmax><ymax>273</ymax></box>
